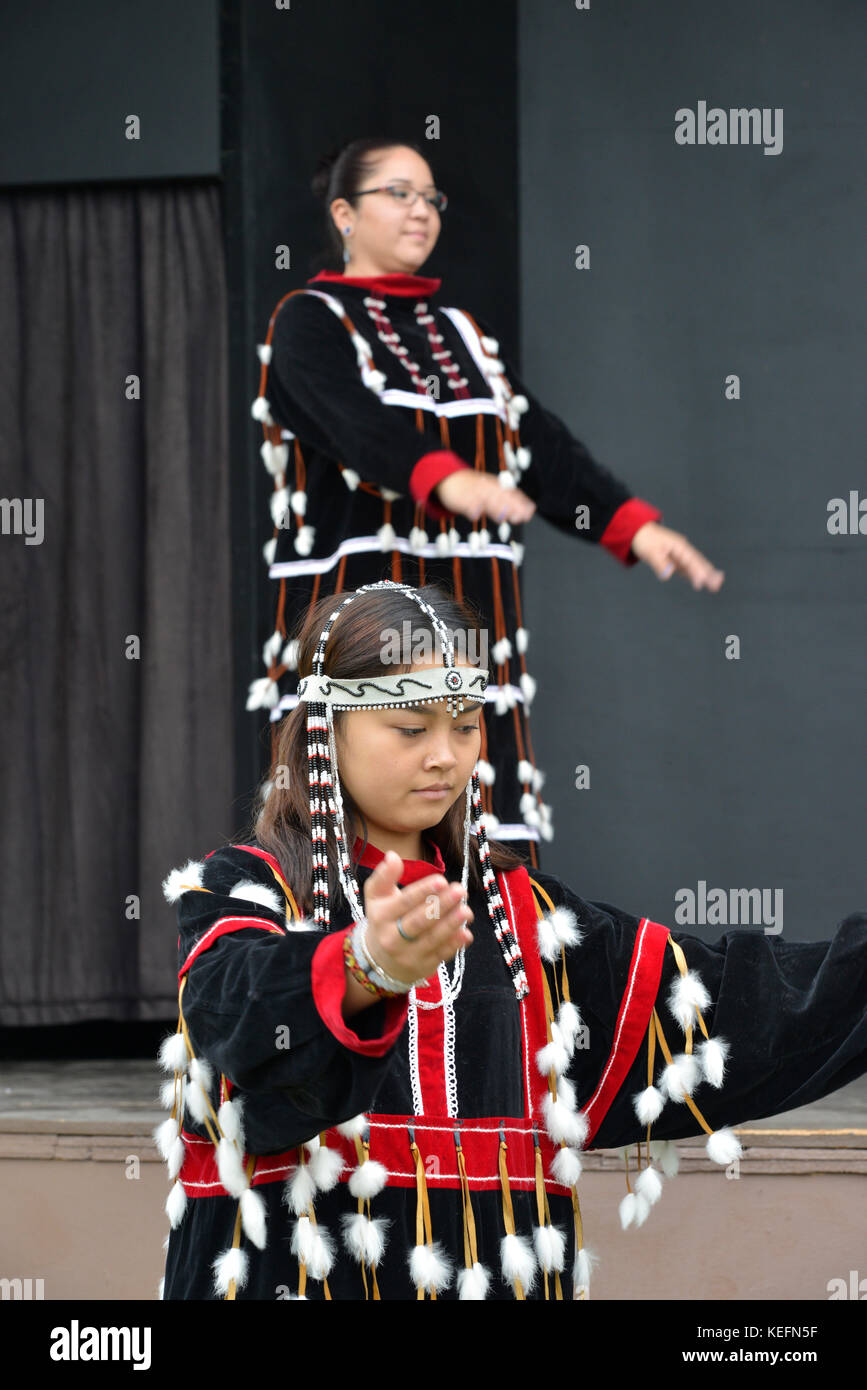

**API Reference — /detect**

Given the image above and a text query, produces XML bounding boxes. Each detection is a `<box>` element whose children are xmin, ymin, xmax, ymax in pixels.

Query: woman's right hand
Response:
<box><xmin>360</xmin><ymin>850</ymin><xmax>474</xmax><ymax>986</ymax></box>
<box><xmin>433</xmin><ymin>468</ymin><xmax>536</xmax><ymax>525</ymax></box>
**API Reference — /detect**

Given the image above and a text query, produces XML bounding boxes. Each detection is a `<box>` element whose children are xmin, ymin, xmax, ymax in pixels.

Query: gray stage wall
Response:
<box><xmin>518</xmin><ymin>1</ymin><xmax>865</xmax><ymax>941</ymax></box>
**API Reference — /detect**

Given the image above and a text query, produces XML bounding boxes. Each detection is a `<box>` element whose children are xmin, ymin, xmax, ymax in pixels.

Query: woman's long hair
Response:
<box><xmin>252</xmin><ymin>583</ymin><xmax>527</xmax><ymax>916</ymax></box>
<box><xmin>309</xmin><ymin>135</ymin><xmax>431</xmax><ymax>274</ymax></box>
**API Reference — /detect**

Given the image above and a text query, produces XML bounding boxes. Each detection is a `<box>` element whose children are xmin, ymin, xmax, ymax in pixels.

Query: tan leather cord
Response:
<box><xmin>667</xmin><ymin>935</ymin><xmax>711</xmax><ymax>1053</ymax></box>
<box><xmin>646</xmin><ymin>1014</ymin><xmax>657</xmax><ymax>1160</ymax></box>
<box><xmin>225</xmin><ymin>1154</ymin><xmax>257</xmax><ymax>1301</ymax></box>
<box><xmin>455</xmin><ymin>1141</ymin><xmax>480</xmax><ymax>1273</ymax></box>
<box><xmin>350</xmin><ymin>1135</ymin><xmax>382</xmax><ymax>1300</ymax></box>
<box><xmin>410</xmin><ymin>1140</ymin><xmax>437</xmax><ymax>1300</ymax></box>
<box><xmin>653</xmin><ymin>1008</ymin><xmax>714</xmax><ymax>1137</ymax></box>
<box><xmin>305</xmin><ymin>1198</ymin><xmax>332</xmax><ymax>1301</ymax></box>
<box><xmin>498</xmin><ymin>1140</ymin><xmax>525</xmax><ymax>1300</ymax></box>
<box><xmin>533</xmin><ymin>1144</ymin><xmax>551</xmax><ymax>1301</ymax></box>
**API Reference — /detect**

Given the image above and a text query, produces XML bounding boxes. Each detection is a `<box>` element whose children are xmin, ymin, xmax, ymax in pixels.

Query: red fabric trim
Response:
<box><xmin>581</xmin><ymin>920</ymin><xmax>670</xmax><ymax>1146</ymax></box>
<box><xmin>411</xmin><ymin>968</ymin><xmax>448</xmax><ymax>1115</ymax></box>
<box><xmin>409</xmin><ymin>450</ymin><xmax>470</xmax><ymax>520</ymax></box>
<box><xmin>499</xmin><ymin>866</ymin><xmax>556</xmax><ymax>1124</ymax></box>
<box><xmin>178</xmin><ymin>916</ymin><xmax>285</xmax><ymax>978</ymax></box>
<box><xmin>311</xmin><ymin>927</ymin><xmax>408</xmax><ymax>1056</ymax></box>
<box><xmin>178</xmin><ymin>1114</ymin><xmax>571</xmax><ymax>1198</ymax></box>
<box><xmin>352</xmin><ymin>834</ymin><xmax>446</xmax><ymax>883</ymax></box>
<box><xmin>599</xmin><ymin>497</ymin><xmax>663</xmax><ymax>566</ymax></box>
<box><xmin>308</xmin><ymin>270</ymin><xmax>442</xmax><ymax>298</ymax></box>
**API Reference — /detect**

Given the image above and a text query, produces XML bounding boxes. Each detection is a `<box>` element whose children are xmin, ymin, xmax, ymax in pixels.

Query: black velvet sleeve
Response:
<box><xmin>471</xmin><ymin>313</ymin><xmax>638</xmax><ymax>544</ymax></box>
<box><xmin>529</xmin><ymin>870</ymin><xmax>867</xmax><ymax>1151</ymax></box>
<box><xmin>266</xmin><ymin>292</ymin><xmax>459</xmax><ymax>497</ymax></box>
<box><xmin>173</xmin><ymin>847</ymin><xmax>408</xmax><ymax>1150</ymax></box>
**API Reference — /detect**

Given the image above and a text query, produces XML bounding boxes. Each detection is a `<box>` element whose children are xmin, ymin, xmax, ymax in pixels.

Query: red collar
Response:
<box><xmin>309</xmin><ymin>270</ymin><xmax>441</xmax><ymax>299</ymax></box>
<box><xmin>353</xmin><ymin>834</ymin><xmax>446</xmax><ymax>883</ymax></box>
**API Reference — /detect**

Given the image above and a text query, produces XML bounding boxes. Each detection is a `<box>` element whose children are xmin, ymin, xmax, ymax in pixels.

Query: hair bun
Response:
<box><xmin>311</xmin><ymin>147</ymin><xmax>343</xmax><ymax>202</ymax></box>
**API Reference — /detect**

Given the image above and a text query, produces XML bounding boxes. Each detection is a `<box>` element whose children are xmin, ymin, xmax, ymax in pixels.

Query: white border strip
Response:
<box><xmin>268</xmin><ymin>532</ymin><xmax>519</xmax><ymax>579</ymax></box>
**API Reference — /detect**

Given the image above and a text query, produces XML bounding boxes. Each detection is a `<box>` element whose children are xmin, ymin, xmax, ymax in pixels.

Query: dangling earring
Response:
<box><xmin>343</xmin><ymin>226</ymin><xmax>352</xmax><ymax>265</ymax></box>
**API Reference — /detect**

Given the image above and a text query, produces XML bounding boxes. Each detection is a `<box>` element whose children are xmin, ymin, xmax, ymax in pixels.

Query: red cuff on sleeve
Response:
<box><xmin>409</xmin><ymin>450</ymin><xmax>471</xmax><ymax>520</ymax></box>
<box><xmin>311</xmin><ymin>928</ymin><xmax>408</xmax><ymax>1056</ymax></box>
<box><xmin>599</xmin><ymin>497</ymin><xmax>663</xmax><ymax>566</ymax></box>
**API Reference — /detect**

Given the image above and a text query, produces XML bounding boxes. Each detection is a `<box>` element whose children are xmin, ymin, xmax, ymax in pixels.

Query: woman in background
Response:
<box><xmin>247</xmin><ymin>136</ymin><xmax>724</xmax><ymax>868</ymax></box>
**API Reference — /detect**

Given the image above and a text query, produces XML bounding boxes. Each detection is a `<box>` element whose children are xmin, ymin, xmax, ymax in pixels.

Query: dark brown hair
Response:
<box><xmin>252</xmin><ymin>583</ymin><xmax>527</xmax><ymax>916</ymax></box>
<box><xmin>309</xmin><ymin>136</ymin><xmax>433</xmax><ymax>274</ymax></box>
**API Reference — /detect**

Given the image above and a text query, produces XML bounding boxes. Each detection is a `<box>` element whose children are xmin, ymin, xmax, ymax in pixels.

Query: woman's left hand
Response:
<box><xmin>630</xmin><ymin>521</ymin><xmax>725</xmax><ymax>591</ymax></box>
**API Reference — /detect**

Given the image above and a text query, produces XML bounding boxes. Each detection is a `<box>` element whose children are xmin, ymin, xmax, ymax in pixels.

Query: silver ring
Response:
<box><xmin>396</xmin><ymin>916</ymin><xmax>417</xmax><ymax>943</ymax></box>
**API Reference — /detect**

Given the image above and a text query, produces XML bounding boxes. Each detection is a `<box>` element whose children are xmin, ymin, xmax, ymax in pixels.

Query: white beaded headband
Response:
<box><xmin>297</xmin><ymin>666</ymin><xmax>489</xmax><ymax>716</ymax></box>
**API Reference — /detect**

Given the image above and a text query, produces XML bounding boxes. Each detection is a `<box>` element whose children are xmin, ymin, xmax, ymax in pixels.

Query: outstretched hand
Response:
<box><xmin>433</xmin><ymin>468</ymin><xmax>536</xmax><ymax>525</ymax></box>
<box><xmin>361</xmin><ymin>850</ymin><xmax>474</xmax><ymax>986</ymax></box>
<box><xmin>630</xmin><ymin>521</ymin><xmax>725</xmax><ymax>591</ymax></box>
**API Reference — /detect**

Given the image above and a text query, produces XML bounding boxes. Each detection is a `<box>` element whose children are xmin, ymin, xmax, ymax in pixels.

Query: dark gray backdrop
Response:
<box><xmin>518</xmin><ymin>1</ymin><xmax>865</xmax><ymax>939</ymax></box>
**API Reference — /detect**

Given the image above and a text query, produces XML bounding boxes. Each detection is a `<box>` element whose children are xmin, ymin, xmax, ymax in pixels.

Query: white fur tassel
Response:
<box><xmin>500</xmin><ymin>1233</ymin><xmax>537</xmax><ymax>1293</ymax></box>
<box><xmin>217</xmin><ymin>1097</ymin><xmax>244</xmax><ymax>1146</ymax></box>
<box><xmin>658</xmin><ymin>1052</ymin><xmax>700</xmax><ymax>1103</ymax></box>
<box><xmin>533</xmin><ymin>1223</ymin><xmax>566</xmax><ymax>1273</ymax></box>
<box><xmin>159</xmin><ymin>1078</ymin><xmax>179</xmax><ymax>1112</ymax></box>
<box><xmin>157</xmin><ymin>1031</ymin><xmax>189</xmax><ymax>1074</ymax></box>
<box><xmin>228</xmin><ymin>879</ymin><xmax>284</xmax><ymax>915</ymax></box>
<box><xmin>542</xmin><ymin>1090</ymin><xmax>589</xmax><ymax>1148</ymax></box>
<box><xmin>706</xmin><ymin>1127</ymin><xmax>742</xmax><ymax>1166</ymax></box>
<box><xmin>668</xmin><ymin>970</ymin><xmax>712</xmax><ymax>1032</ymax></box>
<box><xmin>556</xmin><ymin>1001</ymin><xmax>583</xmax><ymax>1055</ymax></box>
<box><xmin>650</xmin><ymin>1139</ymin><xmax>680</xmax><ymax>1178</ymax></box>
<box><xmin>340</xmin><ymin>1212</ymin><xmax>388</xmax><ymax>1266</ymax></box>
<box><xmin>697</xmin><ymin>1036</ymin><xmax>730</xmax><ymax>1088</ymax></box>
<box><xmin>294</xmin><ymin>524</ymin><xmax>315</xmax><ymax>556</ymax></box>
<box><xmin>188</xmin><ymin>1056</ymin><xmax>213</xmax><ymax>1092</ymax></box>
<box><xmin>153</xmin><ymin>1115</ymin><xmax>179</xmax><ymax>1161</ymax></box>
<box><xmin>536</xmin><ymin>1032</ymin><xmax>570</xmax><ymax>1078</ymax></box>
<box><xmin>184</xmin><ymin>1080</ymin><xmax>210</xmax><ymax>1125</ymax></box>
<box><xmin>619</xmin><ymin>1191</ymin><xmax>651</xmax><ymax>1230</ymax></box>
<box><xmin>212</xmin><ymin>1247</ymin><xmax>249</xmax><ymax>1296</ymax></box>
<box><xmin>549</xmin><ymin>906</ymin><xmax>582</xmax><ymax>949</ymax></box>
<box><xmin>240</xmin><ymin>1187</ymin><xmax>268</xmax><ymax>1250</ymax></box>
<box><xmin>457</xmin><ymin>1262</ymin><xmax>491</xmax><ymax>1300</ymax></box>
<box><xmin>475</xmin><ymin>758</ymin><xmax>496</xmax><ymax>786</ymax></box>
<box><xmin>308</xmin><ymin>1144</ymin><xmax>344</xmax><ymax>1192</ymax></box>
<box><xmin>520</xmin><ymin>672</ymin><xmax>537</xmax><ymax>706</ymax></box>
<box><xmin>348</xmin><ymin>1158</ymin><xmax>388</xmax><ymax>1201</ymax></box>
<box><xmin>492</xmin><ymin>637</ymin><xmax>512</xmax><ymax>665</ymax></box>
<box><xmin>167</xmin><ymin>1135</ymin><xmax>186</xmax><ymax>1181</ymax></box>
<box><xmin>635</xmin><ymin>1165</ymin><xmax>663</xmax><ymax>1206</ymax></box>
<box><xmin>165</xmin><ymin>1180</ymin><xmax>187</xmax><ymax>1228</ymax></box>
<box><xmin>161</xmin><ymin>860</ymin><xmax>204</xmax><ymax>903</ymax></box>
<box><xmin>217</xmin><ymin>1138</ymin><xmax>249</xmax><ymax>1199</ymax></box>
<box><xmin>633</xmin><ymin>1084</ymin><xmax>665</xmax><ymax>1125</ymax></box>
<box><xmin>551</xmin><ymin>1145</ymin><xmax>583</xmax><ymax>1187</ymax></box>
<box><xmin>291</xmin><ymin>1215</ymin><xmax>334</xmax><ymax>1278</ymax></box>
<box><xmin>336</xmin><ymin>1114</ymin><xmax>367</xmax><ymax>1139</ymax></box>
<box><xmin>284</xmin><ymin>1162</ymin><xmax>317</xmax><ymax>1216</ymax></box>
<box><xmin>342</xmin><ymin>468</ymin><xmax>360</xmax><ymax>490</ymax></box>
<box><xmin>574</xmin><ymin>1246</ymin><xmax>593</xmax><ymax>1295</ymax></box>
<box><xmin>409</xmin><ymin>1243</ymin><xmax>453</xmax><ymax>1294</ymax></box>
<box><xmin>515</xmin><ymin>626</ymin><xmax>528</xmax><ymax>653</ymax></box>
<box><xmin>536</xmin><ymin>915</ymin><xmax>560</xmax><ymax>963</ymax></box>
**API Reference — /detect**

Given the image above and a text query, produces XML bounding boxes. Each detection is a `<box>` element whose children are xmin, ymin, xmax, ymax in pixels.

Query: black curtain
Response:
<box><xmin>0</xmin><ymin>181</ymin><xmax>233</xmax><ymax>1024</ymax></box>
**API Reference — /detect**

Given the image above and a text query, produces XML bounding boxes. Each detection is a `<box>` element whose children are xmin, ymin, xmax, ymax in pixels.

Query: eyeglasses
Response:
<box><xmin>355</xmin><ymin>182</ymin><xmax>448</xmax><ymax>213</ymax></box>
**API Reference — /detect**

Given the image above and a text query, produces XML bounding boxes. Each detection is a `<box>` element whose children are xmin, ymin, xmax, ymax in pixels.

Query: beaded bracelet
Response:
<box><xmin>351</xmin><ymin>920</ymin><xmax>430</xmax><ymax>996</ymax></box>
<box><xmin>343</xmin><ymin>930</ymin><xmax>395</xmax><ymax>1000</ymax></box>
